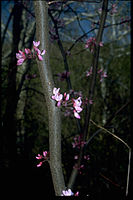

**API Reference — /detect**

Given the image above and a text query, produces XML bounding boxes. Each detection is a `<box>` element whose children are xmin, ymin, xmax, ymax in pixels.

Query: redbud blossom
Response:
<box><xmin>16</xmin><ymin>41</ymin><xmax>46</xmax><ymax>65</ymax></box>
<box><xmin>43</xmin><ymin>151</ymin><xmax>48</xmax><ymax>157</ymax></box>
<box><xmin>52</xmin><ymin>87</ymin><xmax>63</xmax><ymax>106</ymax></box>
<box><xmin>33</xmin><ymin>41</ymin><xmax>40</xmax><ymax>47</ymax></box>
<box><xmin>73</xmin><ymin>97</ymin><xmax>83</xmax><ymax>119</ymax></box>
<box><xmin>86</xmin><ymin>67</ymin><xmax>92</xmax><ymax>77</ymax></box>
<box><xmin>25</xmin><ymin>48</ymin><xmax>31</xmax><ymax>54</ymax></box>
<box><xmin>33</xmin><ymin>42</ymin><xmax>46</xmax><ymax>61</ymax></box>
<box><xmin>100</xmin><ymin>71</ymin><xmax>107</xmax><ymax>82</ymax></box>
<box><xmin>36</xmin><ymin>154</ymin><xmax>43</xmax><ymax>160</ymax></box>
<box><xmin>89</xmin><ymin>99</ymin><xmax>93</xmax><ymax>104</ymax></box>
<box><xmin>37</xmin><ymin>162</ymin><xmax>43</xmax><ymax>167</ymax></box>
<box><xmin>36</xmin><ymin>151</ymin><xmax>49</xmax><ymax>167</ymax></box>
<box><xmin>61</xmin><ymin>189</ymin><xmax>74</xmax><ymax>196</ymax></box>
<box><xmin>16</xmin><ymin>50</ymin><xmax>26</xmax><ymax>65</ymax></box>
<box><xmin>99</xmin><ymin>41</ymin><xmax>104</xmax><ymax>46</ymax></box>
<box><xmin>74</xmin><ymin>155</ymin><xmax>78</xmax><ymax>160</ymax></box>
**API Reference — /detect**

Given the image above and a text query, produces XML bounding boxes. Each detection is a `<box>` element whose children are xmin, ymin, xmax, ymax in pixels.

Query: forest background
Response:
<box><xmin>0</xmin><ymin>0</ymin><xmax>131</xmax><ymax>198</ymax></box>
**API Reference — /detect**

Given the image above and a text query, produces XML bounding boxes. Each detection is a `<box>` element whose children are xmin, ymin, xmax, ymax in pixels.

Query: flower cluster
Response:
<box><xmin>86</xmin><ymin>67</ymin><xmax>107</xmax><ymax>82</ymax></box>
<box><xmin>73</xmin><ymin>163</ymin><xmax>84</xmax><ymax>174</ymax></box>
<box><xmin>55</xmin><ymin>71</ymin><xmax>70</xmax><ymax>81</ymax></box>
<box><xmin>72</xmin><ymin>135</ymin><xmax>90</xmax><ymax>174</ymax></box>
<box><xmin>61</xmin><ymin>189</ymin><xmax>79</xmax><ymax>196</ymax></box>
<box><xmin>72</xmin><ymin>135</ymin><xmax>86</xmax><ymax>149</ymax></box>
<box><xmin>16</xmin><ymin>41</ymin><xmax>46</xmax><ymax>66</ymax></box>
<box><xmin>36</xmin><ymin>151</ymin><xmax>49</xmax><ymax>167</ymax></box>
<box><xmin>97</xmin><ymin>68</ymin><xmax>107</xmax><ymax>82</ymax></box>
<box><xmin>52</xmin><ymin>88</ymin><xmax>83</xmax><ymax>119</ymax></box>
<box><xmin>86</xmin><ymin>66</ymin><xmax>92</xmax><ymax>77</ymax></box>
<box><xmin>110</xmin><ymin>4</ymin><xmax>117</xmax><ymax>15</ymax></box>
<box><xmin>85</xmin><ymin>37</ymin><xmax>103</xmax><ymax>53</ymax></box>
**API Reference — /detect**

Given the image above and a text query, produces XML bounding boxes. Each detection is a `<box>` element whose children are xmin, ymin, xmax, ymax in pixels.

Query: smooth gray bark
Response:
<box><xmin>34</xmin><ymin>1</ymin><xmax>65</xmax><ymax>196</ymax></box>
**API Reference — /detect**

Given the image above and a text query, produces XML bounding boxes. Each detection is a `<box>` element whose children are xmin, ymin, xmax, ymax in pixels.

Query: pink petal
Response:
<box><xmin>38</xmin><ymin>54</ymin><xmax>43</xmax><ymax>61</ymax></box>
<box><xmin>25</xmin><ymin>48</ymin><xmax>31</xmax><ymax>54</ymax></box>
<box><xmin>99</xmin><ymin>41</ymin><xmax>103</xmax><ymax>46</ymax></box>
<box><xmin>16</xmin><ymin>53</ymin><xmax>22</xmax><ymax>59</ymax></box>
<box><xmin>74</xmin><ymin>106</ymin><xmax>82</xmax><ymax>113</ymax></box>
<box><xmin>74</xmin><ymin>110</ymin><xmax>80</xmax><ymax>119</ymax></box>
<box><xmin>43</xmin><ymin>151</ymin><xmax>47</xmax><ymax>157</ymax></box>
<box><xmin>33</xmin><ymin>41</ymin><xmax>40</xmax><ymax>47</ymax></box>
<box><xmin>41</xmin><ymin>49</ymin><xmax>46</xmax><ymax>55</ymax></box>
<box><xmin>37</xmin><ymin>162</ymin><xmax>42</xmax><ymax>167</ymax></box>
<box><xmin>57</xmin><ymin>101</ymin><xmax>62</xmax><ymax>107</ymax></box>
<box><xmin>74</xmin><ymin>155</ymin><xmax>78</xmax><ymax>160</ymax></box>
<box><xmin>17</xmin><ymin>59</ymin><xmax>25</xmax><ymax>65</ymax></box>
<box><xmin>75</xmin><ymin>192</ymin><xmax>79</xmax><ymax>196</ymax></box>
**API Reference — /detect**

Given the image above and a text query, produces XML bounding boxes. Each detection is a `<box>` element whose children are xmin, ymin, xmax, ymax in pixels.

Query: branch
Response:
<box><xmin>1</xmin><ymin>5</ymin><xmax>14</xmax><ymax>49</ymax></box>
<box><xmin>90</xmin><ymin>119</ymin><xmax>131</xmax><ymax>197</ymax></box>
<box><xmin>48</xmin><ymin>0</ymin><xmax>102</xmax><ymax>4</ymax></box>
<box><xmin>67</xmin><ymin>0</ymin><xmax>108</xmax><ymax>190</ymax></box>
<box><xmin>34</xmin><ymin>1</ymin><xmax>65</xmax><ymax>196</ymax></box>
<box><xmin>48</xmin><ymin>8</ymin><xmax>72</xmax><ymax>90</ymax></box>
<box><xmin>67</xmin><ymin>19</ymin><xmax>130</xmax><ymax>53</ymax></box>
<box><xmin>85</xmin><ymin>100</ymin><xmax>130</xmax><ymax>147</ymax></box>
<box><xmin>83</xmin><ymin>0</ymin><xmax>108</xmax><ymax>141</ymax></box>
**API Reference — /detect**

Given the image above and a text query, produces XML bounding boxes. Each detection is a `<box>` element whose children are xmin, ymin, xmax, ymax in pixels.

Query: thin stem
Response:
<box><xmin>83</xmin><ymin>0</ymin><xmax>108</xmax><ymax>141</ymax></box>
<box><xmin>90</xmin><ymin>119</ymin><xmax>131</xmax><ymax>196</ymax></box>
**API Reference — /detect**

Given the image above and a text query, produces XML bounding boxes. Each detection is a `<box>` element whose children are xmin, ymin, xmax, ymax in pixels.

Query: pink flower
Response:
<box><xmin>36</xmin><ymin>151</ymin><xmax>49</xmax><ymax>167</ymax></box>
<box><xmin>36</xmin><ymin>154</ymin><xmax>43</xmax><ymax>160</ymax></box>
<box><xmin>64</xmin><ymin>92</ymin><xmax>69</xmax><ymax>101</ymax></box>
<box><xmin>73</xmin><ymin>97</ymin><xmax>82</xmax><ymax>107</ymax></box>
<box><xmin>37</xmin><ymin>49</ymin><xmax>46</xmax><ymax>61</ymax></box>
<box><xmin>34</xmin><ymin>48</ymin><xmax>46</xmax><ymax>61</ymax></box>
<box><xmin>25</xmin><ymin>48</ymin><xmax>31</xmax><ymax>54</ymax></box>
<box><xmin>16</xmin><ymin>50</ymin><xmax>26</xmax><ymax>66</ymax></box>
<box><xmin>43</xmin><ymin>151</ymin><xmax>48</xmax><ymax>157</ymax></box>
<box><xmin>99</xmin><ymin>41</ymin><xmax>104</xmax><ymax>47</ymax></box>
<box><xmin>84</xmin><ymin>155</ymin><xmax>90</xmax><ymax>160</ymax></box>
<box><xmin>73</xmin><ymin>109</ymin><xmax>81</xmax><ymax>119</ymax></box>
<box><xmin>61</xmin><ymin>189</ymin><xmax>74</xmax><ymax>196</ymax></box>
<box><xmin>33</xmin><ymin>41</ymin><xmax>46</xmax><ymax>61</ymax></box>
<box><xmin>73</xmin><ymin>97</ymin><xmax>82</xmax><ymax>119</ymax></box>
<box><xmin>110</xmin><ymin>4</ymin><xmax>117</xmax><ymax>15</ymax></box>
<box><xmin>17</xmin><ymin>59</ymin><xmax>25</xmax><ymax>66</ymax></box>
<box><xmin>85</xmin><ymin>37</ymin><xmax>96</xmax><ymax>52</ymax></box>
<box><xmin>37</xmin><ymin>162</ymin><xmax>42</xmax><ymax>167</ymax></box>
<box><xmin>75</xmin><ymin>192</ymin><xmax>79</xmax><ymax>196</ymax></box>
<box><xmin>98</xmin><ymin>8</ymin><xmax>102</xmax><ymax>14</ymax></box>
<box><xmin>52</xmin><ymin>87</ymin><xmax>63</xmax><ymax>106</ymax></box>
<box><xmin>33</xmin><ymin>41</ymin><xmax>40</xmax><ymax>47</ymax></box>
<box><xmin>97</xmin><ymin>68</ymin><xmax>107</xmax><ymax>82</ymax></box>
<box><xmin>89</xmin><ymin>99</ymin><xmax>93</xmax><ymax>104</ymax></box>
<box><xmin>86</xmin><ymin>67</ymin><xmax>92</xmax><ymax>77</ymax></box>
<box><xmin>63</xmin><ymin>92</ymin><xmax>70</xmax><ymax>107</ymax></box>
<box><xmin>97</xmin><ymin>68</ymin><xmax>103</xmax><ymax>73</ymax></box>
<box><xmin>100</xmin><ymin>71</ymin><xmax>107</xmax><ymax>82</ymax></box>
<box><xmin>74</xmin><ymin>155</ymin><xmax>78</xmax><ymax>160</ymax></box>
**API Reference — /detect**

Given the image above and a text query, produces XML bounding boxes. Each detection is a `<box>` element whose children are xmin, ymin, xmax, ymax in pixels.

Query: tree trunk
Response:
<box><xmin>34</xmin><ymin>1</ymin><xmax>65</xmax><ymax>196</ymax></box>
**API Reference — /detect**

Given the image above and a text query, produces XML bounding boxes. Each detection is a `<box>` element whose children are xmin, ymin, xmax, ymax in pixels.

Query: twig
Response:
<box><xmin>90</xmin><ymin>119</ymin><xmax>131</xmax><ymax>196</ymax></box>
<box><xmin>99</xmin><ymin>173</ymin><xmax>121</xmax><ymax>188</ymax></box>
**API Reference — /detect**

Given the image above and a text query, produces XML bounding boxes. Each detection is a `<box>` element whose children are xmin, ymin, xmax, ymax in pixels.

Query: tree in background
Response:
<box><xmin>0</xmin><ymin>0</ymin><xmax>131</xmax><ymax>197</ymax></box>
